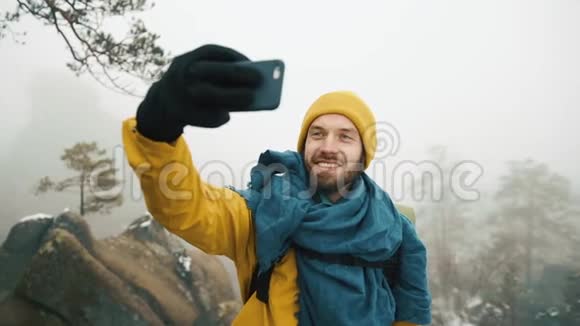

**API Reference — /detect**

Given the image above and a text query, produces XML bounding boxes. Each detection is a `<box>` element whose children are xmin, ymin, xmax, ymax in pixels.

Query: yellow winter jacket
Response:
<box><xmin>122</xmin><ymin>117</ymin><xmax>418</xmax><ymax>326</ymax></box>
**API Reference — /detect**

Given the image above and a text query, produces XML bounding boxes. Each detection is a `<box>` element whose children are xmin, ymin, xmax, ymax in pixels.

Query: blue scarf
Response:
<box><xmin>237</xmin><ymin>150</ymin><xmax>430</xmax><ymax>325</ymax></box>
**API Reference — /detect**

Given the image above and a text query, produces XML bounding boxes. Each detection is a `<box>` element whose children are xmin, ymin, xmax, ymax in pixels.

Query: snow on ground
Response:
<box><xmin>466</xmin><ymin>295</ymin><xmax>483</xmax><ymax>309</ymax></box>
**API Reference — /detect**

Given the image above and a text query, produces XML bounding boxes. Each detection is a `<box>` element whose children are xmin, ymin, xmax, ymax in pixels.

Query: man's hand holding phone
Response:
<box><xmin>136</xmin><ymin>44</ymin><xmax>284</xmax><ymax>143</ymax></box>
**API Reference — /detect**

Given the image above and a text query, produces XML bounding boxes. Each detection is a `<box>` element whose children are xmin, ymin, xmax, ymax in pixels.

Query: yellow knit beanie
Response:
<box><xmin>296</xmin><ymin>91</ymin><xmax>377</xmax><ymax>169</ymax></box>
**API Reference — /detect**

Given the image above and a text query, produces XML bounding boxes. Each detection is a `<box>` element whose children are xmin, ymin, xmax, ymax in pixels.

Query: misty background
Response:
<box><xmin>2</xmin><ymin>0</ymin><xmax>579</xmax><ymax>239</ymax></box>
<box><xmin>1</xmin><ymin>0</ymin><xmax>579</xmax><ymax>325</ymax></box>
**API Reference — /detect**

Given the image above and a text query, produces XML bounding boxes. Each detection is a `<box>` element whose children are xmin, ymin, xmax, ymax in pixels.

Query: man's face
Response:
<box><xmin>303</xmin><ymin>114</ymin><xmax>364</xmax><ymax>195</ymax></box>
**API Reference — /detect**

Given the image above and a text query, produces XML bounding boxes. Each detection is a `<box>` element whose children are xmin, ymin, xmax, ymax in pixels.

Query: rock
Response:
<box><xmin>48</xmin><ymin>211</ymin><xmax>95</xmax><ymax>253</ymax></box>
<box><xmin>0</xmin><ymin>213</ymin><xmax>55</xmax><ymax>296</ymax></box>
<box><xmin>0</xmin><ymin>295</ymin><xmax>66</xmax><ymax>326</ymax></box>
<box><xmin>3</xmin><ymin>213</ymin><xmax>53</xmax><ymax>253</ymax></box>
<box><xmin>0</xmin><ymin>212</ymin><xmax>242</xmax><ymax>325</ymax></box>
<box><xmin>15</xmin><ymin>228</ymin><xmax>162</xmax><ymax>325</ymax></box>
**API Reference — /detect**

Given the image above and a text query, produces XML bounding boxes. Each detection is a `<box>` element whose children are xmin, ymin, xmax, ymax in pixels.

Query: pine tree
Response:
<box><xmin>561</xmin><ymin>271</ymin><xmax>580</xmax><ymax>324</ymax></box>
<box><xmin>493</xmin><ymin>159</ymin><xmax>574</xmax><ymax>287</ymax></box>
<box><xmin>34</xmin><ymin>141</ymin><xmax>123</xmax><ymax>216</ymax></box>
<box><xmin>414</xmin><ymin>145</ymin><xmax>475</xmax><ymax>313</ymax></box>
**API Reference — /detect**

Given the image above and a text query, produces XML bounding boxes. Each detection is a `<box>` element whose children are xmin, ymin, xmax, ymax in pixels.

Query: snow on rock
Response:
<box><xmin>127</xmin><ymin>214</ymin><xmax>153</xmax><ymax>230</ymax></box>
<box><xmin>19</xmin><ymin>213</ymin><xmax>53</xmax><ymax>223</ymax></box>
<box><xmin>547</xmin><ymin>306</ymin><xmax>560</xmax><ymax>317</ymax></box>
<box><xmin>140</xmin><ymin>220</ymin><xmax>152</xmax><ymax>228</ymax></box>
<box><xmin>178</xmin><ymin>254</ymin><xmax>191</xmax><ymax>273</ymax></box>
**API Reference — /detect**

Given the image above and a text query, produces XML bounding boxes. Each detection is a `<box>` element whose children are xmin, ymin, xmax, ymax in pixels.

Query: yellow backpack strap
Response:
<box><xmin>394</xmin><ymin>204</ymin><xmax>416</xmax><ymax>224</ymax></box>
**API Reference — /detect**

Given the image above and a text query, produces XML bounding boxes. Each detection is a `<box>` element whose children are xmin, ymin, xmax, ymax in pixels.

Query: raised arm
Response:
<box><xmin>122</xmin><ymin>44</ymin><xmax>262</xmax><ymax>266</ymax></box>
<box><xmin>123</xmin><ymin>117</ymin><xmax>255</xmax><ymax>263</ymax></box>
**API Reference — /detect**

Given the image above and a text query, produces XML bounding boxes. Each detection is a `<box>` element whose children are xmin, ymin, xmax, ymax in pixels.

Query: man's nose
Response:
<box><xmin>319</xmin><ymin>134</ymin><xmax>339</xmax><ymax>153</ymax></box>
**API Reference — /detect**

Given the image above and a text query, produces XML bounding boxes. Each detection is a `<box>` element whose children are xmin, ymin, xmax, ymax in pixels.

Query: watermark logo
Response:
<box><xmin>86</xmin><ymin>121</ymin><xmax>483</xmax><ymax>203</ymax></box>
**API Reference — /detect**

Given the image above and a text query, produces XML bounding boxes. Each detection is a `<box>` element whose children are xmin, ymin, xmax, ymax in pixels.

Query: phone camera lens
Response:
<box><xmin>273</xmin><ymin>66</ymin><xmax>282</xmax><ymax>80</ymax></box>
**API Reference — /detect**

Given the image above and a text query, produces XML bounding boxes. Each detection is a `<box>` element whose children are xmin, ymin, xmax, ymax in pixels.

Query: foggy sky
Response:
<box><xmin>1</xmin><ymin>0</ymin><xmax>579</xmax><ymax>241</ymax></box>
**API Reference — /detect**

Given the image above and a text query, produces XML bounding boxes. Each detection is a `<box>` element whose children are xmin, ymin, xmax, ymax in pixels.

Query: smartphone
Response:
<box><xmin>231</xmin><ymin>59</ymin><xmax>285</xmax><ymax>111</ymax></box>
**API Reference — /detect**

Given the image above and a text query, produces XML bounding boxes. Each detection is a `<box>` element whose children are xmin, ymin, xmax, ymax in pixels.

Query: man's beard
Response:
<box><xmin>304</xmin><ymin>152</ymin><xmax>364</xmax><ymax>197</ymax></box>
<box><xmin>315</xmin><ymin>168</ymin><xmax>361</xmax><ymax>195</ymax></box>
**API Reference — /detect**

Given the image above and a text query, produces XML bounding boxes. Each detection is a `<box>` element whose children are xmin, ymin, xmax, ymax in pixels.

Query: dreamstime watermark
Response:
<box><xmin>86</xmin><ymin>121</ymin><xmax>484</xmax><ymax>203</ymax></box>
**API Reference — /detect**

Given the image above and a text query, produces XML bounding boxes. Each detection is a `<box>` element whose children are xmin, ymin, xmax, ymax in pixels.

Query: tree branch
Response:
<box><xmin>7</xmin><ymin>0</ymin><xmax>169</xmax><ymax>96</ymax></box>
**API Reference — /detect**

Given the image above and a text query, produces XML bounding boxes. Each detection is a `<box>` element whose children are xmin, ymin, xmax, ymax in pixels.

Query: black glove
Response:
<box><xmin>136</xmin><ymin>44</ymin><xmax>263</xmax><ymax>142</ymax></box>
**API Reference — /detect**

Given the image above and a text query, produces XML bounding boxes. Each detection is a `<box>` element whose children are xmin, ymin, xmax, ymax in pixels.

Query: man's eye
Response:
<box><xmin>340</xmin><ymin>134</ymin><xmax>352</xmax><ymax>140</ymax></box>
